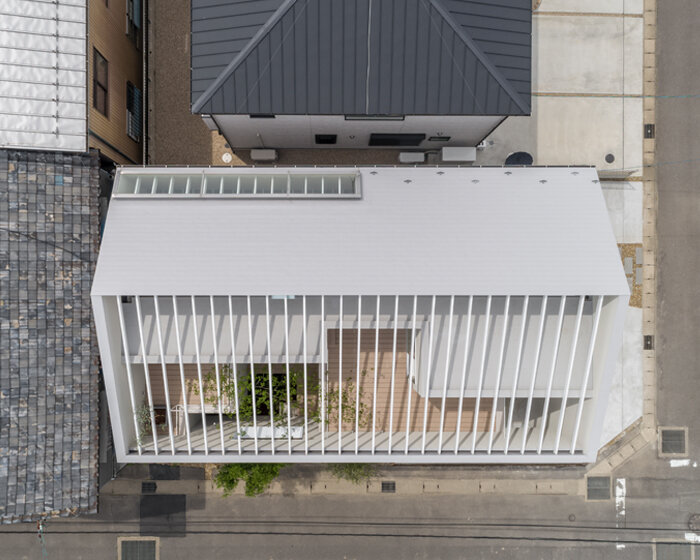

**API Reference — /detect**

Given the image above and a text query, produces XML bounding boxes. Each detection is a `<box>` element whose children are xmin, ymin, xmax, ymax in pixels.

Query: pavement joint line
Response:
<box><xmin>639</xmin><ymin>0</ymin><xmax>658</xmax><ymax>442</ymax></box>
<box><xmin>534</xmin><ymin>11</ymin><xmax>643</xmax><ymax>18</ymax></box>
<box><xmin>533</xmin><ymin>92</ymin><xmax>643</xmax><ymax>98</ymax></box>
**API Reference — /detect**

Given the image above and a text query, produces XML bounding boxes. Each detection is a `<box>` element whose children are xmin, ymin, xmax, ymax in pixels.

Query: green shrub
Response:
<box><xmin>328</xmin><ymin>463</ymin><xmax>377</xmax><ymax>484</ymax></box>
<box><xmin>214</xmin><ymin>463</ymin><xmax>286</xmax><ymax>497</ymax></box>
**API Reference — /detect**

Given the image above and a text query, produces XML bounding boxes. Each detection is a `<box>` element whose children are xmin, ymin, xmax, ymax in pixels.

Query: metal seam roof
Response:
<box><xmin>92</xmin><ymin>167</ymin><xmax>628</xmax><ymax>298</ymax></box>
<box><xmin>191</xmin><ymin>0</ymin><xmax>531</xmax><ymax>116</ymax></box>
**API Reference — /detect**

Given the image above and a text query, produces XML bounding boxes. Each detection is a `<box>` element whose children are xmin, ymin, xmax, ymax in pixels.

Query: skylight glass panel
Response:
<box><xmin>114</xmin><ymin>171</ymin><xmax>360</xmax><ymax>199</ymax></box>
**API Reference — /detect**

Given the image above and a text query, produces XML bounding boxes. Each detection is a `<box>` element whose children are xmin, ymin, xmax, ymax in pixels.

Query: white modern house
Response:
<box><xmin>191</xmin><ymin>0</ymin><xmax>531</xmax><ymax>150</ymax></box>
<box><xmin>92</xmin><ymin>166</ymin><xmax>628</xmax><ymax>463</ymax></box>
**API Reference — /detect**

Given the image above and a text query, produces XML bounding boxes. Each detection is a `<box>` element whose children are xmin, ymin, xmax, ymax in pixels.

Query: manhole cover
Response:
<box><xmin>688</xmin><ymin>514</ymin><xmax>700</xmax><ymax>531</ymax></box>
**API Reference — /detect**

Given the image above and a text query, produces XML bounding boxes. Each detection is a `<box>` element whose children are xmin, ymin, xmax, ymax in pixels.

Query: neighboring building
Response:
<box><xmin>0</xmin><ymin>149</ymin><xmax>100</xmax><ymax>523</ymax></box>
<box><xmin>190</xmin><ymin>0</ymin><xmax>531</xmax><ymax>150</ymax></box>
<box><xmin>88</xmin><ymin>0</ymin><xmax>144</xmax><ymax>165</ymax></box>
<box><xmin>0</xmin><ymin>0</ymin><xmax>144</xmax><ymax>166</ymax></box>
<box><xmin>0</xmin><ymin>0</ymin><xmax>141</xmax><ymax>522</ymax></box>
<box><xmin>92</xmin><ymin>166</ymin><xmax>628</xmax><ymax>464</ymax></box>
<box><xmin>0</xmin><ymin>0</ymin><xmax>88</xmax><ymax>152</ymax></box>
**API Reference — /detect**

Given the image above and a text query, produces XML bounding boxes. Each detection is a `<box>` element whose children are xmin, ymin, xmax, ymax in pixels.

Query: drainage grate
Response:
<box><xmin>586</xmin><ymin>476</ymin><xmax>611</xmax><ymax>501</ymax></box>
<box><xmin>661</xmin><ymin>429</ymin><xmax>687</xmax><ymax>455</ymax></box>
<box><xmin>121</xmin><ymin>538</ymin><xmax>157</xmax><ymax>560</ymax></box>
<box><xmin>141</xmin><ymin>481</ymin><xmax>157</xmax><ymax>494</ymax></box>
<box><xmin>655</xmin><ymin>542</ymin><xmax>691</xmax><ymax>560</ymax></box>
<box><xmin>644</xmin><ymin>335</ymin><xmax>654</xmax><ymax>350</ymax></box>
<box><xmin>381</xmin><ymin>481</ymin><xmax>396</xmax><ymax>493</ymax></box>
<box><xmin>645</xmin><ymin>123</ymin><xmax>656</xmax><ymax>139</ymax></box>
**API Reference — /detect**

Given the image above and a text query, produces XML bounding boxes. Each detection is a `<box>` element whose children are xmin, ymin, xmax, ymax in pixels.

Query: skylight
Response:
<box><xmin>114</xmin><ymin>171</ymin><xmax>360</xmax><ymax>198</ymax></box>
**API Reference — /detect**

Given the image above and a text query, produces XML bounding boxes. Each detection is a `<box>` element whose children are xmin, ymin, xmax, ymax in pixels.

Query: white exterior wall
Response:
<box><xmin>209</xmin><ymin>114</ymin><xmax>504</xmax><ymax>149</ymax></box>
<box><xmin>0</xmin><ymin>0</ymin><xmax>87</xmax><ymax>152</ymax></box>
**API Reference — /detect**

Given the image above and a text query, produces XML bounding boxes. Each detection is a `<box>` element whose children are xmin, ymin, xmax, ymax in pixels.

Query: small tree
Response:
<box><xmin>214</xmin><ymin>463</ymin><xmax>286</xmax><ymax>497</ymax></box>
<box><xmin>135</xmin><ymin>404</ymin><xmax>153</xmax><ymax>446</ymax></box>
<box><xmin>190</xmin><ymin>364</ymin><xmax>317</xmax><ymax>422</ymax></box>
<box><xmin>324</xmin><ymin>369</ymin><xmax>371</xmax><ymax>429</ymax></box>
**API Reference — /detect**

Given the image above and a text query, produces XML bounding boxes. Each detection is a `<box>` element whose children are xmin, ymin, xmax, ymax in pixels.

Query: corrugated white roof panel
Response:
<box><xmin>0</xmin><ymin>0</ymin><xmax>87</xmax><ymax>152</ymax></box>
<box><xmin>92</xmin><ymin>167</ymin><xmax>629</xmax><ymax>297</ymax></box>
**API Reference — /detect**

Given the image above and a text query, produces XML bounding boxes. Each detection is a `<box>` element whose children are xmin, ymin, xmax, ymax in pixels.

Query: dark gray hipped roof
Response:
<box><xmin>191</xmin><ymin>0</ymin><xmax>531</xmax><ymax>116</ymax></box>
<box><xmin>0</xmin><ymin>149</ymin><xmax>99</xmax><ymax>523</ymax></box>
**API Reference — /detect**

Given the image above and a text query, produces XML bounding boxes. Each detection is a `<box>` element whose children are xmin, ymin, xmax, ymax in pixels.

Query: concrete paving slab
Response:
<box><xmin>625</xmin><ymin>17</ymin><xmax>645</xmax><ymax>94</ymax></box>
<box><xmin>601</xmin><ymin>308</ymin><xmax>644</xmax><ymax>447</ymax></box>
<box><xmin>624</xmin><ymin>97</ymin><xmax>645</xmax><ymax>171</ymax></box>
<box><xmin>534</xmin><ymin>16</ymin><xmax>634</xmax><ymax>94</ymax></box>
<box><xmin>478</xmin><ymin>96</ymin><xmax>640</xmax><ymax>171</ymax></box>
<box><xmin>602</xmin><ymin>181</ymin><xmax>644</xmax><ymax>243</ymax></box>
<box><xmin>535</xmin><ymin>96</ymin><xmax>623</xmax><ymax>167</ymax></box>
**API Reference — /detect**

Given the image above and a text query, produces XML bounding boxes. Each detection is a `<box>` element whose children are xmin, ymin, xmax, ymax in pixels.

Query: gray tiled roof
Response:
<box><xmin>0</xmin><ymin>149</ymin><xmax>99</xmax><ymax>524</ymax></box>
<box><xmin>191</xmin><ymin>0</ymin><xmax>531</xmax><ymax>115</ymax></box>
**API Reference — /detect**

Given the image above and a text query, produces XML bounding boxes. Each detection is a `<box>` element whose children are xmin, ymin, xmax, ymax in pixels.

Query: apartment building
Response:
<box><xmin>88</xmin><ymin>0</ymin><xmax>144</xmax><ymax>165</ymax></box>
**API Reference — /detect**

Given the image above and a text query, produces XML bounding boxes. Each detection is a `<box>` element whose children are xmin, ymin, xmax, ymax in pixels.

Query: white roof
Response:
<box><xmin>92</xmin><ymin>167</ymin><xmax>628</xmax><ymax>297</ymax></box>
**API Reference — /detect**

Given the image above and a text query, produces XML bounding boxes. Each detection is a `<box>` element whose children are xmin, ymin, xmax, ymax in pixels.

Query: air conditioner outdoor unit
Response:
<box><xmin>441</xmin><ymin>147</ymin><xmax>477</xmax><ymax>163</ymax></box>
<box><xmin>399</xmin><ymin>152</ymin><xmax>426</xmax><ymax>164</ymax></box>
<box><xmin>250</xmin><ymin>148</ymin><xmax>277</xmax><ymax>161</ymax></box>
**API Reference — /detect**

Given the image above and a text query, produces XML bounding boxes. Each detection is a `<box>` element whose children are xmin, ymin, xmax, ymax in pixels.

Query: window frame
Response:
<box><xmin>93</xmin><ymin>48</ymin><xmax>109</xmax><ymax>117</ymax></box>
<box><xmin>126</xmin><ymin>81</ymin><xmax>141</xmax><ymax>142</ymax></box>
<box><xmin>126</xmin><ymin>0</ymin><xmax>142</xmax><ymax>49</ymax></box>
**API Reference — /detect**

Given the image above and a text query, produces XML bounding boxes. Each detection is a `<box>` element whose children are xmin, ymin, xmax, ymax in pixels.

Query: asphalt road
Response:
<box><xmin>654</xmin><ymin>0</ymin><xmax>700</xmax><ymax>445</ymax></box>
<box><xmin>0</xmin><ymin>492</ymin><xmax>685</xmax><ymax>560</ymax></box>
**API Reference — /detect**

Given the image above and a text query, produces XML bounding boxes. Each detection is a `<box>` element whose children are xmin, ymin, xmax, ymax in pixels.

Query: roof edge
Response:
<box><xmin>429</xmin><ymin>0</ymin><xmax>531</xmax><ymax>114</ymax></box>
<box><xmin>191</xmin><ymin>0</ymin><xmax>298</xmax><ymax>114</ymax></box>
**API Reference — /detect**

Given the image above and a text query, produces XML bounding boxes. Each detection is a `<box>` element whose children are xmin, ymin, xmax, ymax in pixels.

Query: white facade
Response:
<box><xmin>204</xmin><ymin>114</ymin><xmax>504</xmax><ymax>150</ymax></box>
<box><xmin>93</xmin><ymin>166</ymin><xmax>628</xmax><ymax>463</ymax></box>
<box><xmin>0</xmin><ymin>0</ymin><xmax>87</xmax><ymax>152</ymax></box>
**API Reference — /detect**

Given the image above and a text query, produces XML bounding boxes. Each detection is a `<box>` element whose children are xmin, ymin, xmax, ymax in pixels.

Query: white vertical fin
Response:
<box><xmin>116</xmin><ymin>296</ymin><xmax>143</xmax><ymax>455</ymax></box>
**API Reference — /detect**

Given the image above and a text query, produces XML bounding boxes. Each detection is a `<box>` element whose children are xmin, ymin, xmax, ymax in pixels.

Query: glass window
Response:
<box><xmin>93</xmin><ymin>49</ymin><xmax>108</xmax><ymax>116</ymax></box>
<box><xmin>126</xmin><ymin>82</ymin><xmax>142</xmax><ymax>142</ymax></box>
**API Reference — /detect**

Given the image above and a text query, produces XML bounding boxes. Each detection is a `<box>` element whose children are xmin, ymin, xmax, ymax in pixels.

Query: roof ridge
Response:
<box><xmin>191</xmin><ymin>0</ymin><xmax>298</xmax><ymax>113</ymax></box>
<box><xmin>428</xmin><ymin>0</ymin><xmax>530</xmax><ymax>114</ymax></box>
